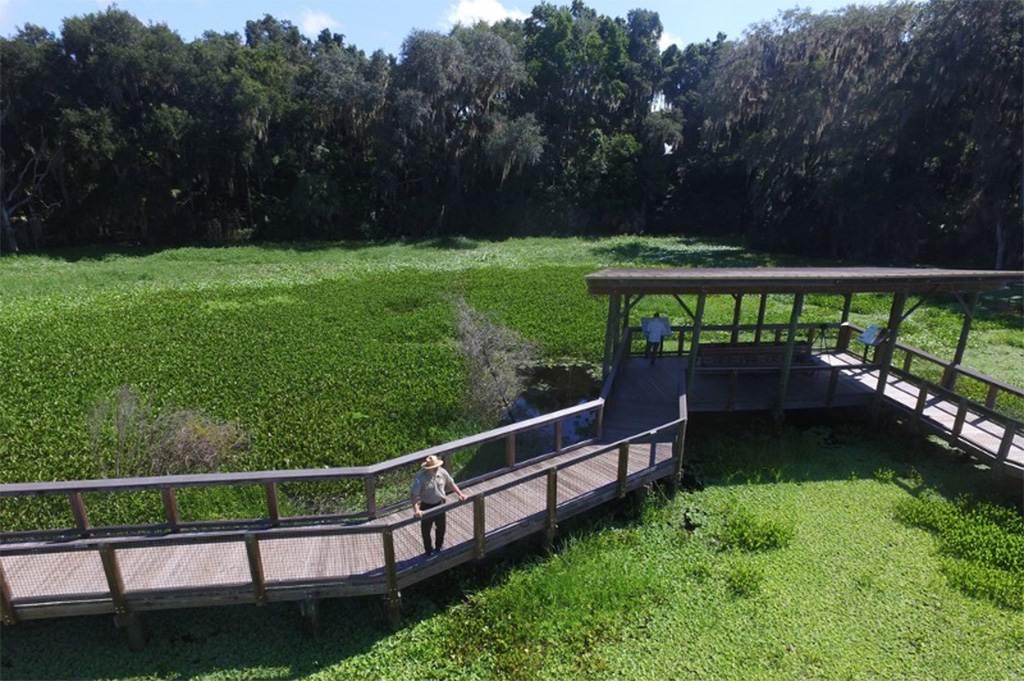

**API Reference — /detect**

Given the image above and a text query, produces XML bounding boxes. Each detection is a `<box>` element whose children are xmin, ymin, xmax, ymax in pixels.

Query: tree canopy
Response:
<box><xmin>1</xmin><ymin>0</ymin><xmax>1020</xmax><ymax>268</ymax></box>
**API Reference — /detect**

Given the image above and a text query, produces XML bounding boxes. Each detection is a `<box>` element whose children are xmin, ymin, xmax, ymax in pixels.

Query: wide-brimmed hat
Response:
<box><xmin>421</xmin><ymin>455</ymin><xmax>444</xmax><ymax>470</ymax></box>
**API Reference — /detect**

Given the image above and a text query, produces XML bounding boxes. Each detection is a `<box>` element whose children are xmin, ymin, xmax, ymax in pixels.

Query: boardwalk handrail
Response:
<box><xmin>624</xmin><ymin>321</ymin><xmax>843</xmax><ymax>357</ymax></box>
<box><xmin>0</xmin><ymin>420</ymin><xmax>684</xmax><ymax>560</ymax></box>
<box><xmin>0</xmin><ymin>399</ymin><xmax>605</xmax><ymax>542</ymax></box>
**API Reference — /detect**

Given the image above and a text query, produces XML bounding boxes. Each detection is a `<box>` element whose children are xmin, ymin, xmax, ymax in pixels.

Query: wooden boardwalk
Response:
<box><xmin>615</xmin><ymin>348</ymin><xmax>1022</xmax><ymax>477</ymax></box>
<box><xmin>2</xmin><ymin>335</ymin><xmax>1021</xmax><ymax>638</ymax></box>
<box><xmin>0</xmin><ymin>405</ymin><xmax>682</xmax><ymax>628</ymax></box>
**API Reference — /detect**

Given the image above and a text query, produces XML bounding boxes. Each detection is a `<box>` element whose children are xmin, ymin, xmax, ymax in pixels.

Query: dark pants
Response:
<box><xmin>419</xmin><ymin>500</ymin><xmax>446</xmax><ymax>552</ymax></box>
<box><xmin>645</xmin><ymin>340</ymin><xmax>661</xmax><ymax>363</ymax></box>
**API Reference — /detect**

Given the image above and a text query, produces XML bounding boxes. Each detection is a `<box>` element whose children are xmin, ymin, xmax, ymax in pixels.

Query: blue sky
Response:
<box><xmin>1</xmin><ymin>0</ymin><xmax>888</xmax><ymax>56</ymax></box>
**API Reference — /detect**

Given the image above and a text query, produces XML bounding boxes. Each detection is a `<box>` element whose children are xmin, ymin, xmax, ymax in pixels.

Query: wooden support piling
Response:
<box><xmin>545</xmin><ymin>469</ymin><xmax>558</xmax><ymax>552</ymax></box>
<box><xmin>300</xmin><ymin>597</ymin><xmax>321</xmax><ymax>638</ymax></box>
<box><xmin>617</xmin><ymin>443</ymin><xmax>629</xmax><ymax>498</ymax></box>
<box><xmin>382</xmin><ymin>528</ymin><xmax>400</xmax><ymax>631</ymax></box>
<box><xmin>826</xmin><ymin>367</ymin><xmax>839</xmax><ymax>408</ymax></box>
<box><xmin>100</xmin><ymin>545</ymin><xmax>145</xmax><ymax>650</ymax></box>
<box><xmin>0</xmin><ymin>566</ymin><xmax>17</xmax><ymax>626</ymax></box>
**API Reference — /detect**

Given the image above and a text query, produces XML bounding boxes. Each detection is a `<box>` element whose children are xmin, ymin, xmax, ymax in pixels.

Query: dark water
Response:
<box><xmin>462</xmin><ymin>364</ymin><xmax>603</xmax><ymax>478</ymax></box>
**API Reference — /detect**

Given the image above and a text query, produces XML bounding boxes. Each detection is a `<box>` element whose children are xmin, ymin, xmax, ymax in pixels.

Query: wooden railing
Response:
<box><xmin>0</xmin><ymin>417</ymin><xmax>685</xmax><ymax>628</ymax></box>
<box><xmin>627</xmin><ymin>322</ymin><xmax>842</xmax><ymax>357</ymax></box>
<box><xmin>838</xmin><ymin>322</ymin><xmax>1024</xmax><ymax>464</ymax></box>
<box><xmin>0</xmin><ymin>399</ymin><xmax>606</xmax><ymax>542</ymax></box>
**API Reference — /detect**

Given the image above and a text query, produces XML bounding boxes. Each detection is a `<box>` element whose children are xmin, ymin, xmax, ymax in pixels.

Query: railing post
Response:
<box><xmin>100</xmin><ymin>544</ymin><xmax>145</xmax><ymax>650</ymax></box>
<box><xmin>505</xmin><ymin>434</ymin><xmax>516</xmax><ymax>469</ymax></box>
<box><xmin>474</xmin><ymin>496</ymin><xmax>486</xmax><ymax>558</ymax></box>
<box><xmin>940</xmin><ymin>364</ymin><xmax>958</xmax><ymax>391</ymax></box>
<box><xmin>545</xmin><ymin>469</ymin><xmax>559</xmax><ymax>553</ymax></box>
<box><xmin>365</xmin><ymin>475</ymin><xmax>377</xmax><ymax>519</ymax></box>
<box><xmin>553</xmin><ymin>420</ymin><xmax>563</xmax><ymax>453</ymax></box>
<box><xmin>617</xmin><ymin>443</ymin><xmax>630</xmax><ymax>498</ymax></box>
<box><xmin>985</xmin><ymin>384</ymin><xmax>1000</xmax><ymax>410</ymax></box>
<box><xmin>902</xmin><ymin>351</ymin><xmax>914</xmax><ymax>374</ymax></box>
<box><xmin>996</xmin><ymin>424</ymin><xmax>1015</xmax><ymax>464</ymax></box>
<box><xmin>673</xmin><ymin>421</ymin><xmax>687</xmax><ymax>479</ymax></box>
<box><xmin>160</xmin><ymin>488</ymin><xmax>180</xmax><ymax>531</ymax></box>
<box><xmin>382</xmin><ymin>528</ymin><xmax>401</xmax><ymax>631</ymax></box>
<box><xmin>949</xmin><ymin>398</ymin><xmax>969</xmax><ymax>443</ymax></box>
<box><xmin>754</xmin><ymin>293</ymin><xmax>767</xmax><ymax>344</ymax></box>
<box><xmin>837</xmin><ymin>323</ymin><xmax>852</xmax><ymax>353</ymax></box>
<box><xmin>912</xmin><ymin>384</ymin><xmax>929</xmax><ymax>431</ymax></box>
<box><xmin>730</xmin><ymin>294</ymin><xmax>743</xmax><ymax>344</ymax></box>
<box><xmin>596</xmin><ymin>403</ymin><xmax>604</xmax><ymax>440</ymax></box>
<box><xmin>245</xmin><ymin>534</ymin><xmax>268</xmax><ymax>606</ymax></box>
<box><xmin>0</xmin><ymin>565</ymin><xmax>17</xmax><ymax>625</ymax></box>
<box><xmin>265</xmin><ymin>483</ymin><xmax>281</xmax><ymax>526</ymax></box>
<box><xmin>69</xmin><ymin>492</ymin><xmax>91</xmax><ymax>537</ymax></box>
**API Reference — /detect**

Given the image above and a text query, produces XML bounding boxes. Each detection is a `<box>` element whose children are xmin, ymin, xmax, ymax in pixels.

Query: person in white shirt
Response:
<box><xmin>411</xmin><ymin>455</ymin><xmax>467</xmax><ymax>554</ymax></box>
<box><xmin>644</xmin><ymin>312</ymin><xmax>669</xmax><ymax>364</ymax></box>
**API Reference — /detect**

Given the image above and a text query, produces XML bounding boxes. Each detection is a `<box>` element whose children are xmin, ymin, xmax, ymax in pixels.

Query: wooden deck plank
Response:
<box><xmin>1</xmin><ymin>552</ymin><xmax>108</xmax><ymax>600</ymax></box>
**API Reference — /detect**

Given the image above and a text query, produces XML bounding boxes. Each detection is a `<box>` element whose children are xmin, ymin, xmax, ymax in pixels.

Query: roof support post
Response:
<box><xmin>774</xmin><ymin>292</ymin><xmax>804</xmax><ymax>419</ymax></box>
<box><xmin>602</xmin><ymin>292</ymin><xmax>622</xmax><ymax>379</ymax></box>
<box><xmin>871</xmin><ymin>289</ymin><xmax>908</xmax><ymax>421</ymax></box>
<box><xmin>685</xmin><ymin>293</ymin><xmax>707</xmax><ymax>389</ymax></box>
<box><xmin>943</xmin><ymin>291</ymin><xmax>979</xmax><ymax>389</ymax></box>
<box><xmin>841</xmin><ymin>292</ymin><xmax>853</xmax><ymax>323</ymax></box>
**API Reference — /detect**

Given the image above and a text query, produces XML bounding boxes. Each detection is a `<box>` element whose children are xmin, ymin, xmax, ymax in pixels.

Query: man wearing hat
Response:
<box><xmin>411</xmin><ymin>455</ymin><xmax>467</xmax><ymax>555</ymax></box>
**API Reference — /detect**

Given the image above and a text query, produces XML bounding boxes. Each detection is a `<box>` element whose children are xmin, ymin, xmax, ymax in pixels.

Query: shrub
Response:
<box><xmin>873</xmin><ymin>467</ymin><xmax>895</xmax><ymax>483</ymax></box>
<box><xmin>453</xmin><ymin>295</ymin><xmax>537</xmax><ymax>424</ymax></box>
<box><xmin>718</xmin><ymin>507</ymin><xmax>795</xmax><ymax>552</ymax></box>
<box><xmin>724</xmin><ymin>562</ymin><xmax>764</xmax><ymax>597</ymax></box>
<box><xmin>88</xmin><ymin>386</ymin><xmax>249</xmax><ymax>477</ymax></box>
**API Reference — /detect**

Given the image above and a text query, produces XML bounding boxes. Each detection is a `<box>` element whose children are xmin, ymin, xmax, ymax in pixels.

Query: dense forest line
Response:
<box><xmin>1</xmin><ymin>0</ymin><xmax>1020</xmax><ymax>268</ymax></box>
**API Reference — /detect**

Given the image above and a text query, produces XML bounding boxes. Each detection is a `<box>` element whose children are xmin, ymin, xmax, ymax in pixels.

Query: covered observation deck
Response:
<box><xmin>587</xmin><ymin>266</ymin><xmax>1024</xmax><ymax>477</ymax></box>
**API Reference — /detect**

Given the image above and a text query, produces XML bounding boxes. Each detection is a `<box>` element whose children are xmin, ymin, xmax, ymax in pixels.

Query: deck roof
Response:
<box><xmin>586</xmin><ymin>267</ymin><xmax>1023</xmax><ymax>296</ymax></box>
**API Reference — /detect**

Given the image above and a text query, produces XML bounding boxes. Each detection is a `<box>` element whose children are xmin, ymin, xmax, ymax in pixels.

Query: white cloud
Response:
<box><xmin>659</xmin><ymin>29</ymin><xmax>685</xmax><ymax>53</ymax></box>
<box><xmin>444</xmin><ymin>0</ymin><xmax>528</xmax><ymax>28</ymax></box>
<box><xmin>297</xmin><ymin>7</ymin><xmax>342</xmax><ymax>37</ymax></box>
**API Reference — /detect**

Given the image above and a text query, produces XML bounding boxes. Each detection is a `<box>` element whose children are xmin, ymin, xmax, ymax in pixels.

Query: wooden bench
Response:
<box><xmin>697</xmin><ymin>341</ymin><xmax>813</xmax><ymax>368</ymax></box>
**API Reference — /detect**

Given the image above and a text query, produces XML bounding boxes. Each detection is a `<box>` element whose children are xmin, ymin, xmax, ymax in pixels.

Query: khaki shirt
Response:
<box><xmin>411</xmin><ymin>468</ymin><xmax>454</xmax><ymax>505</ymax></box>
